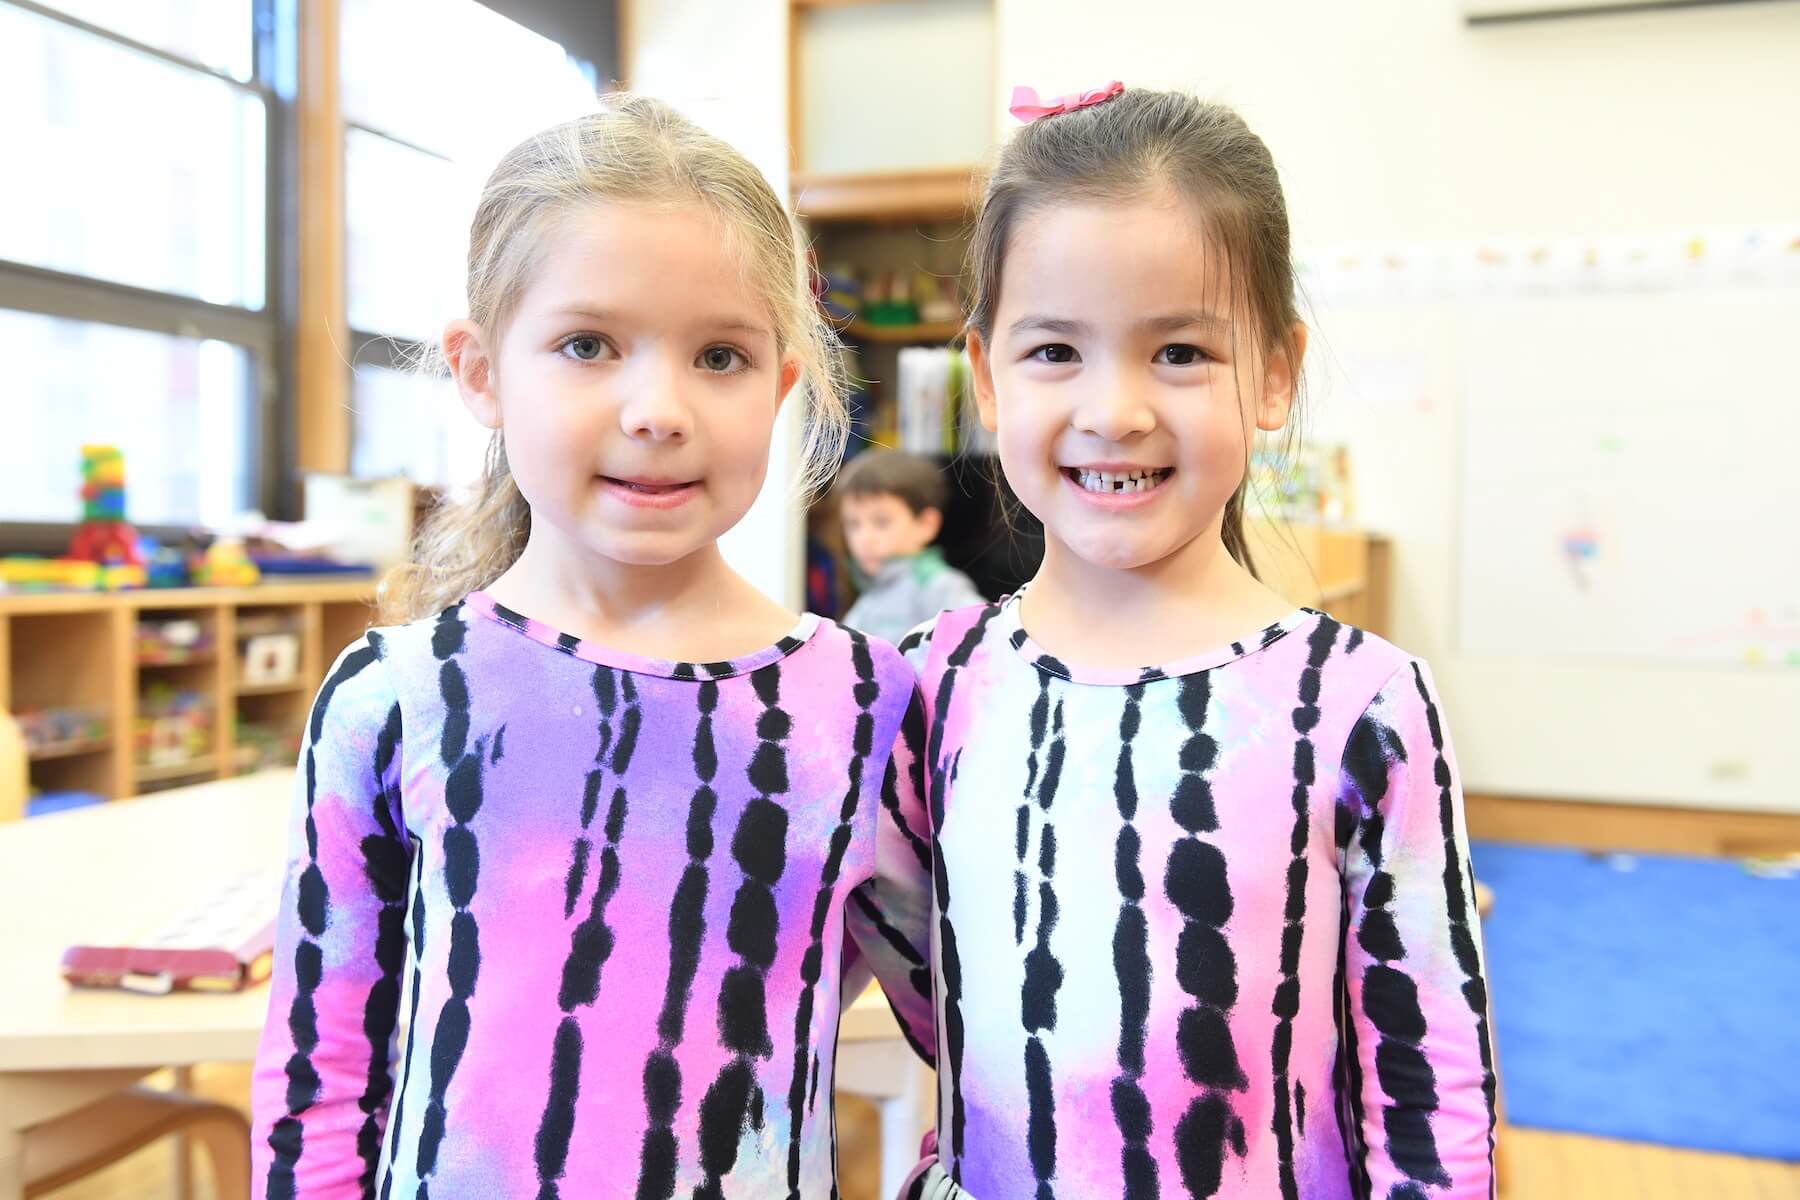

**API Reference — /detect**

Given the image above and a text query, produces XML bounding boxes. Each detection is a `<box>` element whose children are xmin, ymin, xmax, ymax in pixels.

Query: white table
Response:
<box><xmin>0</xmin><ymin>771</ymin><xmax>291</xmax><ymax>1199</ymax></box>
<box><xmin>0</xmin><ymin>769</ymin><xmax>934</xmax><ymax>1198</ymax></box>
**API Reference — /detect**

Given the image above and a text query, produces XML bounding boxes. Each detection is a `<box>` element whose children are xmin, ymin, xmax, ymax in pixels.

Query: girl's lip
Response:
<box><xmin>596</xmin><ymin>475</ymin><xmax>700</xmax><ymax>509</ymax></box>
<box><xmin>1060</xmin><ymin>465</ymin><xmax>1172</xmax><ymax>510</ymax></box>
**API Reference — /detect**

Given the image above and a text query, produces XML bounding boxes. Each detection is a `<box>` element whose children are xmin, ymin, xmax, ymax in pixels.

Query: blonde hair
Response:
<box><xmin>380</xmin><ymin>95</ymin><xmax>847</xmax><ymax>623</ymax></box>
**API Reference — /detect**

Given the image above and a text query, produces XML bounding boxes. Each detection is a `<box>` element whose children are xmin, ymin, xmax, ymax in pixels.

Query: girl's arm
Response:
<box><xmin>252</xmin><ymin>638</ymin><xmax>412</xmax><ymax>1199</ymax></box>
<box><xmin>1339</xmin><ymin>659</ymin><xmax>1497</xmax><ymax>1198</ymax></box>
<box><xmin>844</xmin><ymin>626</ymin><xmax>939</xmax><ymax>1065</ymax></box>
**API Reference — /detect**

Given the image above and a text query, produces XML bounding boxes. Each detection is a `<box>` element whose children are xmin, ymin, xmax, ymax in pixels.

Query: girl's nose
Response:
<box><xmin>1072</xmin><ymin>370</ymin><xmax>1157</xmax><ymax>441</ymax></box>
<box><xmin>619</xmin><ymin>356</ymin><xmax>695</xmax><ymax>442</ymax></box>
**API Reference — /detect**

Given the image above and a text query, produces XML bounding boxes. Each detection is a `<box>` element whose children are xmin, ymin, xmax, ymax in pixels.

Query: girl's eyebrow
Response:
<box><xmin>547</xmin><ymin>305</ymin><xmax>772</xmax><ymax>337</ymax></box>
<box><xmin>1009</xmin><ymin>311</ymin><xmax>1231</xmax><ymax>337</ymax></box>
<box><xmin>1136</xmin><ymin>310</ymin><xmax>1232</xmax><ymax>335</ymax></box>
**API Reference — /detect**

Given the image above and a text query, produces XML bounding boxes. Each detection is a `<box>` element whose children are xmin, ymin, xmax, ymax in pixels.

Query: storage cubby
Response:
<box><xmin>320</xmin><ymin>598</ymin><xmax>376</xmax><ymax>664</ymax></box>
<box><xmin>0</xmin><ymin>581</ymin><xmax>377</xmax><ymax>804</ymax></box>
<box><xmin>5</xmin><ymin>608</ymin><xmax>127</xmax><ymax>803</ymax></box>
<box><xmin>132</xmin><ymin>605</ymin><xmax>229</xmax><ymax>793</ymax></box>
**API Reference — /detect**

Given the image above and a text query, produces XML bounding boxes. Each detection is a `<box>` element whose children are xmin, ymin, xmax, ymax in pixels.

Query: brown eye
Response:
<box><xmin>1031</xmin><ymin>344</ymin><xmax>1077</xmax><ymax>364</ymax></box>
<box><xmin>1158</xmin><ymin>344</ymin><xmax>1210</xmax><ymax>366</ymax></box>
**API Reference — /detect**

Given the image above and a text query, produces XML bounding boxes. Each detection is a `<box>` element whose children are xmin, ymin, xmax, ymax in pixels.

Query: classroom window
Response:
<box><xmin>25</xmin><ymin>0</ymin><xmax>256</xmax><ymax>80</ymax></box>
<box><xmin>339</xmin><ymin>0</ymin><xmax>601</xmax><ymax>490</ymax></box>
<box><xmin>0</xmin><ymin>0</ymin><xmax>276</xmax><ymax>535</ymax></box>
<box><xmin>0</xmin><ymin>2</ymin><xmax>266</xmax><ymax>308</ymax></box>
<box><xmin>0</xmin><ymin>308</ymin><xmax>256</xmax><ymax>528</ymax></box>
<box><xmin>350</xmin><ymin>360</ymin><xmax>488</xmax><ymax>490</ymax></box>
<box><xmin>344</xmin><ymin>127</ymin><xmax>465</xmax><ymax>342</ymax></box>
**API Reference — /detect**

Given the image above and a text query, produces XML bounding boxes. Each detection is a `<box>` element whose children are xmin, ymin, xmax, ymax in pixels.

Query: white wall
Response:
<box><xmin>628</xmin><ymin>0</ymin><xmax>1800</xmax><ymax>810</ymax></box>
<box><xmin>995</xmin><ymin>0</ymin><xmax>1800</xmax><ymax>244</ymax></box>
<box><xmin>625</xmin><ymin>0</ymin><xmax>802</xmax><ymax>608</ymax></box>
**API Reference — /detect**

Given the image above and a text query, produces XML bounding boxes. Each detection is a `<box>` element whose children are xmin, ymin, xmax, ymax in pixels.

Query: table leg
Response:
<box><xmin>877</xmin><ymin>1061</ymin><xmax>930</xmax><ymax>1199</ymax></box>
<box><xmin>172</xmin><ymin>1065</ymin><xmax>195</xmax><ymax>1200</ymax></box>
<box><xmin>0</xmin><ymin>1126</ymin><xmax>23</xmax><ymax>1200</ymax></box>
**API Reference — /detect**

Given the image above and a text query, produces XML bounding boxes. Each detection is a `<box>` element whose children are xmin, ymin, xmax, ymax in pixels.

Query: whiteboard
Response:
<box><xmin>1455</xmin><ymin>287</ymin><xmax>1800</xmax><ymax>668</ymax></box>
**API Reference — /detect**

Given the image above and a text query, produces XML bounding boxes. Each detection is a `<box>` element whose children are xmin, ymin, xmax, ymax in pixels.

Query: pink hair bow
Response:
<box><xmin>1009</xmin><ymin>80</ymin><xmax>1125</xmax><ymax>124</ymax></box>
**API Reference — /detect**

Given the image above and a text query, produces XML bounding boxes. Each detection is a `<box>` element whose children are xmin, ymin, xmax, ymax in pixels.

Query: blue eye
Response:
<box><xmin>1157</xmin><ymin>344</ymin><xmax>1211</xmax><ymax>366</ymax></box>
<box><xmin>698</xmin><ymin>345</ymin><xmax>749</xmax><ymax>373</ymax></box>
<box><xmin>1030</xmin><ymin>344</ymin><xmax>1078</xmax><ymax>364</ymax></box>
<box><xmin>561</xmin><ymin>336</ymin><xmax>606</xmax><ymax>361</ymax></box>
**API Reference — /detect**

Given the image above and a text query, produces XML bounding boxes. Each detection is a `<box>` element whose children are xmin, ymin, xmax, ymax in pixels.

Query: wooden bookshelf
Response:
<box><xmin>1245</xmin><ymin>520</ymin><xmax>1392</xmax><ymax>637</ymax></box>
<box><xmin>25</xmin><ymin>735</ymin><xmax>112</xmax><ymax>763</ymax></box>
<box><xmin>792</xmin><ymin>168</ymin><xmax>979</xmax><ymax>224</ymax></box>
<box><xmin>843</xmin><ymin>319</ymin><xmax>964</xmax><ymax>345</ymax></box>
<box><xmin>0</xmin><ymin>579</ymin><xmax>377</xmax><ymax>802</ymax></box>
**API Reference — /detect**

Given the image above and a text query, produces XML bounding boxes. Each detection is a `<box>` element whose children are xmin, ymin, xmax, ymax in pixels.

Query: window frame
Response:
<box><xmin>342</xmin><ymin>120</ymin><xmax>453</xmax><ymax>403</ymax></box>
<box><xmin>0</xmin><ymin>0</ymin><xmax>294</xmax><ymax>545</ymax></box>
<box><xmin>339</xmin><ymin>0</ymin><xmax>621</xmax><ymax>488</ymax></box>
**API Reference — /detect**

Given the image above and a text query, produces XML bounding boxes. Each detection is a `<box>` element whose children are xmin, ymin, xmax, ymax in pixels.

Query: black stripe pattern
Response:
<box><xmin>1342</xmin><ymin>680</ymin><xmax>1451</xmax><ymax>1191</ymax></box>
<box><xmin>1166</xmin><ymin>672</ymin><xmax>1248</xmax><ymax>1199</ymax></box>
<box><xmin>783</xmin><ymin>633</ymin><xmax>881</xmax><ymax>1198</ymax></box>
<box><xmin>1020</xmin><ymin>684</ymin><xmax>1066</xmax><ymax>1200</ymax></box>
<box><xmin>266</xmin><ymin>639</ymin><xmax>380</xmax><ymax>1200</ymax></box>
<box><xmin>634</xmin><ymin>680</ymin><xmax>722</xmax><ymax>1200</ymax></box>
<box><xmin>356</xmin><ymin>694</ymin><xmax>410</xmax><ymax>1191</ymax></box>
<box><xmin>1269</xmin><ymin>618</ymin><xmax>1341</xmax><ymax>1200</ymax></box>
<box><xmin>535</xmin><ymin>666</ymin><xmax>641</xmax><ymax>1199</ymax></box>
<box><xmin>694</xmin><ymin>661</ymin><xmax>791</xmax><ymax>1200</ymax></box>
<box><xmin>1413</xmin><ymin>662</ymin><xmax>1499</xmax><ymax>1178</ymax></box>
<box><xmin>413</xmin><ymin>608</ymin><xmax>488</xmax><ymax>1199</ymax></box>
<box><xmin>929</xmin><ymin>604</ymin><xmax>1002</xmax><ymax>1181</ymax></box>
<box><xmin>1110</xmin><ymin>683</ymin><xmax>1158</xmax><ymax>1199</ymax></box>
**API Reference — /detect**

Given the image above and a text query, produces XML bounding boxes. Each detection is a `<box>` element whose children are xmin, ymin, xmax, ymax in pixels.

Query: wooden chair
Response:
<box><xmin>21</xmin><ymin>1085</ymin><xmax>249</xmax><ymax>1200</ymax></box>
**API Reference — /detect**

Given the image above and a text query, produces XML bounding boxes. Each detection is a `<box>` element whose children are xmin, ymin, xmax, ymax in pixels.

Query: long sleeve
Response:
<box><xmin>252</xmin><ymin>638</ymin><xmax>412</xmax><ymax>1199</ymax></box>
<box><xmin>844</xmin><ymin>682</ymin><xmax>938</xmax><ymax>1064</ymax></box>
<box><xmin>1337</xmin><ymin>660</ymin><xmax>1497</xmax><ymax>1198</ymax></box>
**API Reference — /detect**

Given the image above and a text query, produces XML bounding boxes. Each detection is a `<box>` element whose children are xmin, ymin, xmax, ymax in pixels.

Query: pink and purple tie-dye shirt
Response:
<box><xmin>251</xmin><ymin>592</ymin><xmax>925</xmax><ymax>1199</ymax></box>
<box><xmin>855</xmin><ymin>596</ymin><xmax>1496</xmax><ymax>1199</ymax></box>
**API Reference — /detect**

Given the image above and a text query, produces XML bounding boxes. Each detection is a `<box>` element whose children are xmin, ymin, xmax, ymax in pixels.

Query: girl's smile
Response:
<box><xmin>1062</xmin><ymin>463</ymin><xmax>1176</xmax><ymax>509</ymax></box>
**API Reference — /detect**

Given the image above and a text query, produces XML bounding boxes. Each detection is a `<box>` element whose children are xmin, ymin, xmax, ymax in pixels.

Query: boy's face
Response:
<box><xmin>841</xmin><ymin>492</ymin><xmax>941</xmax><ymax>579</ymax></box>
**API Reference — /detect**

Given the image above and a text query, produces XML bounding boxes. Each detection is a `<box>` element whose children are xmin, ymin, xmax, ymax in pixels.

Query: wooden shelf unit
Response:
<box><xmin>792</xmin><ymin>167</ymin><xmax>980</xmax><ymax>224</ymax></box>
<box><xmin>0</xmin><ymin>580</ymin><xmax>377</xmax><ymax>801</ymax></box>
<box><xmin>842</xmin><ymin>318</ymin><xmax>964</xmax><ymax>345</ymax></box>
<box><xmin>1244</xmin><ymin>520</ymin><xmax>1392</xmax><ymax>638</ymax></box>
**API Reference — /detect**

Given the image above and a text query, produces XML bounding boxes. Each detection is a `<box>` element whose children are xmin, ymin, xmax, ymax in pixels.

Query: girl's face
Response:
<box><xmin>449</xmin><ymin>201</ymin><xmax>799</xmax><ymax>570</ymax></box>
<box><xmin>969</xmin><ymin>196</ymin><xmax>1299</xmax><ymax>576</ymax></box>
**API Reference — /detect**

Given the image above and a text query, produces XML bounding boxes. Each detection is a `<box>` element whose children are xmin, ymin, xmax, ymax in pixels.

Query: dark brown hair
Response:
<box><xmin>965</xmin><ymin>88</ymin><xmax>1304</xmax><ymax>576</ymax></box>
<box><xmin>836</xmin><ymin>449</ymin><xmax>950</xmax><ymax>516</ymax></box>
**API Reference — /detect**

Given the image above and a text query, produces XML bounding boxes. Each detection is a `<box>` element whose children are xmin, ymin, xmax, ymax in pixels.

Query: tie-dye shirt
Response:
<box><xmin>856</xmin><ymin>596</ymin><xmax>1496</xmax><ymax>1200</ymax></box>
<box><xmin>251</xmin><ymin>592</ymin><xmax>923</xmax><ymax>1199</ymax></box>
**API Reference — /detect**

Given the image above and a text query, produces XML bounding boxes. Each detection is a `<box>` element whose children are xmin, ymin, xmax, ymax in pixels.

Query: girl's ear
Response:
<box><xmin>445</xmin><ymin>319</ymin><xmax>501</xmax><ymax>430</ymax></box>
<box><xmin>776</xmin><ymin>352</ymin><xmax>802</xmax><ymax>413</ymax></box>
<box><xmin>1255</xmin><ymin>321</ymin><xmax>1308</xmax><ymax>433</ymax></box>
<box><xmin>967</xmin><ymin>329</ymin><xmax>1000</xmax><ymax>433</ymax></box>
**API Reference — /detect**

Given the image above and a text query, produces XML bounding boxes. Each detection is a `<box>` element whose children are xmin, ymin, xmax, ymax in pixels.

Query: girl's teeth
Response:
<box><xmin>1074</xmin><ymin>468</ymin><xmax>1165</xmax><ymax>493</ymax></box>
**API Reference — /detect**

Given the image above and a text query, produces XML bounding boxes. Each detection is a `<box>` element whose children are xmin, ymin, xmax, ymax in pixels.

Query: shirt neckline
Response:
<box><xmin>993</xmin><ymin>591</ymin><xmax>1318</xmax><ymax>686</ymax></box>
<box><xmin>465</xmin><ymin>591</ymin><xmax>821</xmax><ymax>681</ymax></box>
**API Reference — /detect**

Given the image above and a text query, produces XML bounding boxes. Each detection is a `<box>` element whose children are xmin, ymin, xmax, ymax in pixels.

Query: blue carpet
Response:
<box><xmin>1470</xmin><ymin>840</ymin><xmax>1800</xmax><ymax>1160</ymax></box>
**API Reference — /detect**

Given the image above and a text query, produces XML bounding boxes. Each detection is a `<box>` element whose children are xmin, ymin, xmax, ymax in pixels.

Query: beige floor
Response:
<box><xmin>38</xmin><ymin>1064</ymin><xmax>1800</xmax><ymax>1200</ymax></box>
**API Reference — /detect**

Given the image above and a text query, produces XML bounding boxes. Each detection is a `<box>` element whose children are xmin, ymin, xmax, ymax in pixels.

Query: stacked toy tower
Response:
<box><xmin>65</xmin><ymin>444</ymin><xmax>145</xmax><ymax>578</ymax></box>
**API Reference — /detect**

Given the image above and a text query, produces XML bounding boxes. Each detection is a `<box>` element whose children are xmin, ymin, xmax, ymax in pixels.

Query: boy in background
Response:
<box><xmin>838</xmin><ymin>450</ymin><xmax>984</xmax><ymax>644</ymax></box>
